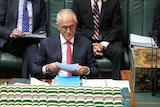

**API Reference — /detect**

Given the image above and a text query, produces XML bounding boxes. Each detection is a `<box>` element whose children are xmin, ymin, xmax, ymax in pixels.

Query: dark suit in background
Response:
<box><xmin>153</xmin><ymin>0</ymin><xmax>160</xmax><ymax>47</ymax></box>
<box><xmin>72</xmin><ymin>0</ymin><xmax>124</xmax><ymax>79</ymax></box>
<box><xmin>31</xmin><ymin>36</ymin><xmax>99</xmax><ymax>79</ymax></box>
<box><xmin>0</xmin><ymin>0</ymin><xmax>47</xmax><ymax>78</ymax></box>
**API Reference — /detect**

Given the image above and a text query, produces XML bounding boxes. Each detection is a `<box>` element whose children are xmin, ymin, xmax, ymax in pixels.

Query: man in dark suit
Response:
<box><xmin>153</xmin><ymin>0</ymin><xmax>160</xmax><ymax>47</ymax></box>
<box><xmin>0</xmin><ymin>0</ymin><xmax>46</xmax><ymax>78</ymax></box>
<box><xmin>72</xmin><ymin>0</ymin><xmax>124</xmax><ymax>79</ymax></box>
<box><xmin>31</xmin><ymin>9</ymin><xmax>99</xmax><ymax>79</ymax></box>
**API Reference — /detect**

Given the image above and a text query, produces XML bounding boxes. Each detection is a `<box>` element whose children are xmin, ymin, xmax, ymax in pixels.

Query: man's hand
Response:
<box><xmin>9</xmin><ymin>28</ymin><xmax>21</xmax><ymax>38</ymax></box>
<box><xmin>93</xmin><ymin>43</ymin><xmax>104</xmax><ymax>56</ymax></box>
<box><xmin>9</xmin><ymin>29</ymin><xmax>31</xmax><ymax>38</ymax></box>
<box><xmin>74</xmin><ymin>65</ymin><xmax>89</xmax><ymax>76</ymax></box>
<box><xmin>45</xmin><ymin>62</ymin><xmax>60</xmax><ymax>73</ymax></box>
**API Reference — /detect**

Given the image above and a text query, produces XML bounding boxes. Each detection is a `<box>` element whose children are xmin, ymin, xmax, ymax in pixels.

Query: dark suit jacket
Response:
<box><xmin>32</xmin><ymin>35</ymin><xmax>99</xmax><ymax>79</ymax></box>
<box><xmin>72</xmin><ymin>0</ymin><xmax>122</xmax><ymax>42</ymax></box>
<box><xmin>153</xmin><ymin>0</ymin><xmax>160</xmax><ymax>47</ymax></box>
<box><xmin>0</xmin><ymin>0</ymin><xmax>46</xmax><ymax>49</ymax></box>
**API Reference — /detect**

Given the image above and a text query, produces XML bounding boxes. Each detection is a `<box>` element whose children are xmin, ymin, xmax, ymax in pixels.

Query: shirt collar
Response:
<box><xmin>60</xmin><ymin>33</ymin><xmax>74</xmax><ymax>45</ymax></box>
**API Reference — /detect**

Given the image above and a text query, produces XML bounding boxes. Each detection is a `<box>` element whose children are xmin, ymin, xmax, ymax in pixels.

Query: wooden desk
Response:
<box><xmin>121</xmin><ymin>70</ymin><xmax>135</xmax><ymax>107</ymax></box>
<box><xmin>0</xmin><ymin>78</ymin><xmax>10</xmax><ymax>82</ymax></box>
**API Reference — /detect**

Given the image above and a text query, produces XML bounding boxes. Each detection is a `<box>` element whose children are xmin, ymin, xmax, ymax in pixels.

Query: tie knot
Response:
<box><xmin>24</xmin><ymin>0</ymin><xmax>27</xmax><ymax>5</ymax></box>
<box><xmin>66</xmin><ymin>41</ymin><xmax>71</xmax><ymax>45</ymax></box>
<box><xmin>94</xmin><ymin>0</ymin><xmax>98</xmax><ymax>3</ymax></box>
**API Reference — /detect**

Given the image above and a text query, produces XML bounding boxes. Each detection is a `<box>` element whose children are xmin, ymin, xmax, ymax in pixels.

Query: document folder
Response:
<box><xmin>55</xmin><ymin>76</ymin><xmax>80</xmax><ymax>86</ymax></box>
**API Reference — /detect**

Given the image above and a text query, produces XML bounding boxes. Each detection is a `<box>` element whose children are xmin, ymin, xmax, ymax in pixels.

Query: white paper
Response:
<box><xmin>106</xmin><ymin>79</ymin><xmax>130</xmax><ymax>92</ymax></box>
<box><xmin>82</xmin><ymin>79</ymin><xmax>130</xmax><ymax>92</ymax></box>
<box><xmin>82</xmin><ymin>79</ymin><xmax>107</xmax><ymax>87</ymax></box>
<box><xmin>30</xmin><ymin>77</ymin><xmax>50</xmax><ymax>86</ymax></box>
<box><xmin>55</xmin><ymin>62</ymin><xmax>79</xmax><ymax>72</ymax></box>
<box><xmin>13</xmin><ymin>83</ymin><xmax>28</xmax><ymax>85</ymax></box>
<box><xmin>130</xmin><ymin>33</ymin><xmax>157</xmax><ymax>48</ymax></box>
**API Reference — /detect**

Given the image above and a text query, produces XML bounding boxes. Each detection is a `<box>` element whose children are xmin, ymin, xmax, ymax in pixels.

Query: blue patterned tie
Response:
<box><xmin>22</xmin><ymin>0</ymin><xmax>29</xmax><ymax>33</ymax></box>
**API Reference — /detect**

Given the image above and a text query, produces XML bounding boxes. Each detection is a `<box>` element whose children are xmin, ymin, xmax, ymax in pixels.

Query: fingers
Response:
<box><xmin>9</xmin><ymin>29</ymin><xmax>31</xmax><ymax>38</ymax></box>
<box><xmin>9</xmin><ymin>29</ymin><xmax>21</xmax><ymax>38</ymax></box>
<box><xmin>93</xmin><ymin>43</ymin><xmax>104</xmax><ymax>56</ymax></box>
<box><xmin>75</xmin><ymin>65</ymin><xmax>88</xmax><ymax>76</ymax></box>
<box><xmin>95</xmin><ymin>51</ymin><xmax>103</xmax><ymax>56</ymax></box>
<box><xmin>46</xmin><ymin>63</ymin><xmax>59</xmax><ymax>73</ymax></box>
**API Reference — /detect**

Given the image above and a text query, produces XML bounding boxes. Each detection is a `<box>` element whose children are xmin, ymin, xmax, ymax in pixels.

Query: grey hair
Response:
<box><xmin>56</xmin><ymin>9</ymin><xmax>78</xmax><ymax>23</ymax></box>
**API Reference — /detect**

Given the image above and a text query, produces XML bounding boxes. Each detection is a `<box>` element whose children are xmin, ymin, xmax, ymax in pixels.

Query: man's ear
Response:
<box><xmin>55</xmin><ymin>23</ymin><xmax>60</xmax><ymax>30</ymax></box>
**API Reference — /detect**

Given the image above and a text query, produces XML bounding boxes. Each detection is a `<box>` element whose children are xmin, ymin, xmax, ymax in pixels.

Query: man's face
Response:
<box><xmin>57</xmin><ymin>13</ymin><xmax>77</xmax><ymax>41</ymax></box>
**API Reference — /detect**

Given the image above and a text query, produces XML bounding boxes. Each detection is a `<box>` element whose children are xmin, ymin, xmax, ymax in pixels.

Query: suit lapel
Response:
<box><xmin>31</xmin><ymin>0</ymin><xmax>36</xmax><ymax>30</ymax></box>
<box><xmin>12</xmin><ymin>0</ymin><xmax>19</xmax><ymax>26</ymax></box>
<box><xmin>100</xmin><ymin>1</ymin><xmax>108</xmax><ymax>25</ymax></box>
<box><xmin>86</xmin><ymin>0</ymin><xmax>93</xmax><ymax>22</ymax></box>
<box><xmin>72</xmin><ymin>36</ymin><xmax>80</xmax><ymax>63</ymax></box>
<box><xmin>54</xmin><ymin>36</ymin><xmax>62</xmax><ymax>62</ymax></box>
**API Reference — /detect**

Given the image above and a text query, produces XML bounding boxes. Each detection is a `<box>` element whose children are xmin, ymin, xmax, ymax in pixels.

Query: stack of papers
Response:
<box><xmin>130</xmin><ymin>33</ymin><xmax>157</xmax><ymax>48</ymax></box>
<box><xmin>16</xmin><ymin>34</ymin><xmax>47</xmax><ymax>39</ymax></box>
<box><xmin>30</xmin><ymin>77</ymin><xmax>50</xmax><ymax>86</ymax></box>
<box><xmin>82</xmin><ymin>79</ymin><xmax>130</xmax><ymax>92</ymax></box>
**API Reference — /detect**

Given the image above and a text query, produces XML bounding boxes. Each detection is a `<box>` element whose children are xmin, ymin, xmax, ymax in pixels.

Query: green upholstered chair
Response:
<box><xmin>0</xmin><ymin>52</ymin><xmax>22</xmax><ymax>78</ymax></box>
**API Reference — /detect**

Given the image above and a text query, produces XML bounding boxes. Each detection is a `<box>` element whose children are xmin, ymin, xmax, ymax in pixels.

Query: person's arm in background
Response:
<box><xmin>0</xmin><ymin>0</ymin><xmax>22</xmax><ymax>43</ymax></box>
<box><xmin>152</xmin><ymin>0</ymin><xmax>160</xmax><ymax>47</ymax></box>
<box><xmin>0</xmin><ymin>0</ymin><xmax>12</xmax><ymax>40</ymax></box>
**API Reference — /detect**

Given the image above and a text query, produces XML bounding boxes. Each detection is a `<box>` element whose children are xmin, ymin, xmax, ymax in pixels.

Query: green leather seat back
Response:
<box><xmin>46</xmin><ymin>0</ymin><xmax>72</xmax><ymax>36</ymax></box>
<box><xmin>0</xmin><ymin>52</ymin><xmax>22</xmax><ymax>78</ymax></box>
<box><xmin>120</xmin><ymin>0</ymin><xmax>130</xmax><ymax>69</ymax></box>
<box><xmin>119</xmin><ymin>0</ymin><xmax>129</xmax><ymax>46</ymax></box>
<box><xmin>128</xmin><ymin>0</ymin><xmax>157</xmax><ymax>36</ymax></box>
<box><xmin>65</xmin><ymin>0</ymin><xmax>73</xmax><ymax>8</ymax></box>
<box><xmin>46</xmin><ymin>0</ymin><xmax>65</xmax><ymax>36</ymax></box>
<box><xmin>46</xmin><ymin>0</ymin><xmax>74</xmax><ymax>36</ymax></box>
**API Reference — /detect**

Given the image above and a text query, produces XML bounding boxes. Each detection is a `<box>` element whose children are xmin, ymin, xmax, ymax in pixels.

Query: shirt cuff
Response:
<box><xmin>42</xmin><ymin>65</ymin><xmax>47</xmax><ymax>75</ymax></box>
<box><xmin>100</xmin><ymin>41</ymin><xmax>109</xmax><ymax>49</ymax></box>
<box><xmin>85</xmin><ymin>67</ymin><xmax>90</xmax><ymax>75</ymax></box>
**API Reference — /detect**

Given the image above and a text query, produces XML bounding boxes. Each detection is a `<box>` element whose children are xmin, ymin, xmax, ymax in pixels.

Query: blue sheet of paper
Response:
<box><xmin>55</xmin><ymin>62</ymin><xmax>79</xmax><ymax>72</ymax></box>
<box><xmin>55</xmin><ymin>76</ymin><xmax>80</xmax><ymax>86</ymax></box>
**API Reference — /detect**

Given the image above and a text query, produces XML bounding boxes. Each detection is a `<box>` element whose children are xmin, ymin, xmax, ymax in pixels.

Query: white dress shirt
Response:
<box><xmin>17</xmin><ymin>0</ymin><xmax>33</xmax><ymax>33</ymax></box>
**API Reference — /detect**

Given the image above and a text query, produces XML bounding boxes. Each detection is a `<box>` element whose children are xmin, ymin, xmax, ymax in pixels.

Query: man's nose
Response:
<box><xmin>66</xmin><ymin>27</ymin><xmax>71</xmax><ymax>32</ymax></box>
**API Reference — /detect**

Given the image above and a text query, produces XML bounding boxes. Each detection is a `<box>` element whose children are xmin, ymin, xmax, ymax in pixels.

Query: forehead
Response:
<box><xmin>58</xmin><ymin>13</ymin><xmax>76</xmax><ymax>25</ymax></box>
